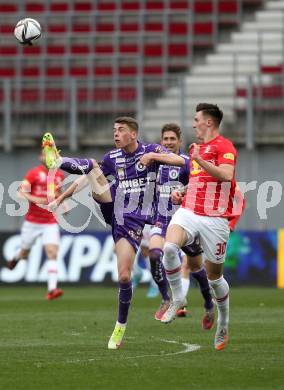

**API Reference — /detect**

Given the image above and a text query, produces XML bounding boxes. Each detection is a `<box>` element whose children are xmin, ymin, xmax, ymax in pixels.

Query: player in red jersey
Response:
<box><xmin>161</xmin><ymin>103</ymin><xmax>238</xmax><ymax>351</ymax></box>
<box><xmin>7</xmin><ymin>150</ymin><xmax>65</xmax><ymax>300</ymax></box>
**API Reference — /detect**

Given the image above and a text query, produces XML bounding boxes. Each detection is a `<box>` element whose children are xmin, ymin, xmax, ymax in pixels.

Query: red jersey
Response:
<box><xmin>228</xmin><ymin>187</ymin><xmax>246</xmax><ymax>231</ymax></box>
<box><xmin>24</xmin><ymin>165</ymin><xmax>64</xmax><ymax>224</ymax></box>
<box><xmin>182</xmin><ymin>135</ymin><xmax>237</xmax><ymax>217</ymax></box>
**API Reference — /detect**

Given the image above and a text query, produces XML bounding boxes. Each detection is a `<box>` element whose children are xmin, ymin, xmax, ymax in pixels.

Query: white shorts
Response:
<box><xmin>169</xmin><ymin>208</ymin><xmax>230</xmax><ymax>264</ymax></box>
<box><xmin>21</xmin><ymin>221</ymin><xmax>60</xmax><ymax>250</ymax></box>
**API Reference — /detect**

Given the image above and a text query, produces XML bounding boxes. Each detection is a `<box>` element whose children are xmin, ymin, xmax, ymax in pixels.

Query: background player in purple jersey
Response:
<box><xmin>149</xmin><ymin>123</ymin><xmax>215</xmax><ymax>329</ymax></box>
<box><xmin>42</xmin><ymin>117</ymin><xmax>185</xmax><ymax>350</ymax></box>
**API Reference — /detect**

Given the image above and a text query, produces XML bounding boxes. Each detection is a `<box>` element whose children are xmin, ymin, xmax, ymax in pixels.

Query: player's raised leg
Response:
<box><xmin>108</xmin><ymin>238</ymin><xmax>135</xmax><ymax>350</ymax></box>
<box><xmin>42</xmin><ymin>132</ymin><xmax>112</xmax><ymax>204</ymax></box>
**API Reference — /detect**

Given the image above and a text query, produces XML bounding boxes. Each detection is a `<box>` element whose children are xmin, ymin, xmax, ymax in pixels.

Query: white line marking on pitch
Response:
<box><xmin>64</xmin><ymin>338</ymin><xmax>200</xmax><ymax>364</ymax></box>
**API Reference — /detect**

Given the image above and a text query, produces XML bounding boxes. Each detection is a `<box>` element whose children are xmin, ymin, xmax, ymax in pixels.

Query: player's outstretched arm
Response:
<box><xmin>48</xmin><ymin>176</ymin><xmax>88</xmax><ymax>211</ymax></box>
<box><xmin>140</xmin><ymin>152</ymin><xmax>185</xmax><ymax>167</ymax></box>
<box><xmin>18</xmin><ymin>181</ymin><xmax>48</xmax><ymax>205</ymax></box>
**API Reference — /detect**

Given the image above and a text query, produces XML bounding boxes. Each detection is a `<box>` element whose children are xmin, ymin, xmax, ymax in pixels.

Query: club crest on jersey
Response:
<box><xmin>117</xmin><ymin>167</ymin><xmax>125</xmax><ymax>180</ymax></box>
<box><xmin>169</xmin><ymin>169</ymin><xmax>179</xmax><ymax>180</ymax></box>
<box><xmin>136</xmin><ymin>161</ymin><xmax>146</xmax><ymax>172</ymax></box>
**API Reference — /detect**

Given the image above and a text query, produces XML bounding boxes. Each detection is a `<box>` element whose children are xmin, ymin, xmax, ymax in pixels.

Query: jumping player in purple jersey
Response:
<box><xmin>148</xmin><ymin>123</ymin><xmax>215</xmax><ymax>328</ymax></box>
<box><xmin>41</xmin><ymin>117</ymin><xmax>185</xmax><ymax>350</ymax></box>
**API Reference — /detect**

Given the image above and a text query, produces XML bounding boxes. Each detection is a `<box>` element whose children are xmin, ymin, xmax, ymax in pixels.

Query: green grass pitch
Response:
<box><xmin>0</xmin><ymin>286</ymin><xmax>283</xmax><ymax>390</ymax></box>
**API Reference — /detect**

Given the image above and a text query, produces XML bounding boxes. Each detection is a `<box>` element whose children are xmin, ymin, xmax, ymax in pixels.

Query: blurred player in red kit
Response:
<box><xmin>7</xmin><ymin>149</ymin><xmax>65</xmax><ymax>300</ymax></box>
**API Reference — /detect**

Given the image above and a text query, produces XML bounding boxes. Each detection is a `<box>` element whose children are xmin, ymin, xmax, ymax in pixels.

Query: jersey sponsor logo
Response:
<box><xmin>110</xmin><ymin>151</ymin><xmax>122</xmax><ymax>159</ymax></box>
<box><xmin>118</xmin><ymin>176</ymin><xmax>152</xmax><ymax>190</ymax></box>
<box><xmin>116</xmin><ymin>157</ymin><xmax>125</xmax><ymax>164</ymax></box>
<box><xmin>136</xmin><ymin>161</ymin><xmax>146</xmax><ymax>172</ymax></box>
<box><xmin>191</xmin><ymin>160</ymin><xmax>202</xmax><ymax>175</ymax></box>
<box><xmin>223</xmin><ymin>153</ymin><xmax>235</xmax><ymax>161</ymax></box>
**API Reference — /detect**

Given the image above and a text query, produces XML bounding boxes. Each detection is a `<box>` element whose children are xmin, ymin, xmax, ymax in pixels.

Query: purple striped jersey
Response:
<box><xmin>99</xmin><ymin>142</ymin><xmax>168</xmax><ymax>225</ymax></box>
<box><xmin>155</xmin><ymin>152</ymin><xmax>190</xmax><ymax>225</ymax></box>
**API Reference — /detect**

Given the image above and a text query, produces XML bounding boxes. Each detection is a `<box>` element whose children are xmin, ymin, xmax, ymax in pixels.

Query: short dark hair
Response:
<box><xmin>114</xmin><ymin>116</ymin><xmax>139</xmax><ymax>132</ymax></box>
<box><xmin>196</xmin><ymin>103</ymin><xmax>223</xmax><ymax>126</ymax></box>
<box><xmin>161</xmin><ymin>123</ymin><xmax>181</xmax><ymax>140</ymax></box>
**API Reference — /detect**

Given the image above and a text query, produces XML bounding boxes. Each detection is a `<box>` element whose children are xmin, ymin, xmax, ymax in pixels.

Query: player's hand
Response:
<box><xmin>171</xmin><ymin>190</ymin><xmax>184</xmax><ymax>205</ymax></box>
<box><xmin>191</xmin><ymin>143</ymin><xmax>200</xmax><ymax>161</ymax></box>
<box><xmin>140</xmin><ymin>152</ymin><xmax>154</xmax><ymax>167</ymax></box>
<box><xmin>48</xmin><ymin>199</ymin><xmax>60</xmax><ymax>212</ymax></box>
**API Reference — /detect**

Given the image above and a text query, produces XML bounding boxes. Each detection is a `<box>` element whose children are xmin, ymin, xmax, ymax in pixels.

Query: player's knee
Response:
<box><xmin>163</xmin><ymin>242</ymin><xmax>180</xmax><ymax>268</ymax></box>
<box><xmin>45</xmin><ymin>248</ymin><xmax>58</xmax><ymax>259</ymax></box>
<box><xmin>119</xmin><ymin>270</ymin><xmax>131</xmax><ymax>283</ymax></box>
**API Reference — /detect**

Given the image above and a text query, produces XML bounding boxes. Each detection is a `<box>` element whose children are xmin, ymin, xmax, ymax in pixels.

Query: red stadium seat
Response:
<box><xmin>170</xmin><ymin>1</ymin><xmax>189</xmax><ymax>10</ymax></box>
<box><xmin>95</xmin><ymin>44</ymin><xmax>114</xmax><ymax>54</ymax></box>
<box><xmin>23</xmin><ymin>46</ymin><xmax>41</xmax><ymax>55</ymax></box>
<box><xmin>146</xmin><ymin>1</ymin><xmax>164</xmax><ymax>10</ymax></box>
<box><xmin>97</xmin><ymin>1</ymin><xmax>116</xmax><ymax>11</ymax></box>
<box><xmin>119</xmin><ymin>44</ymin><xmax>139</xmax><ymax>54</ymax></box>
<box><xmin>219</xmin><ymin>0</ymin><xmax>238</xmax><ymax>13</ymax></box>
<box><xmin>47</xmin><ymin>45</ymin><xmax>66</xmax><ymax>55</ymax></box>
<box><xmin>25</xmin><ymin>3</ymin><xmax>45</xmax><ymax>12</ymax></box>
<box><xmin>96</xmin><ymin>23</ymin><xmax>115</xmax><ymax>32</ymax></box>
<box><xmin>120</xmin><ymin>23</ymin><xmax>140</xmax><ymax>32</ymax></box>
<box><xmin>194</xmin><ymin>1</ymin><xmax>213</xmax><ymax>13</ymax></box>
<box><xmin>74</xmin><ymin>2</ymin><xmax>93</xmax><ymax>12</ymax></box>
<box><xmin>45</xmin><ymin>88</ymin><xmax>65</xmax><ymax>101</ymax></box>
<box><xmin>20</xmin><ymin>89</ymin><xmax>40</xmax><ymax>101</ymax></box>
<box><xmin>121</xmin><ymin>1</ymin><xmax>140</xmax><ymax>11</ymax></box>
<box><xmin>144</xmin><ymin>22</ymin><xmax>164</xmax><ymax>32</ymax></box>
<box><xmin>119</xmin><ymin>66</ymin><xmax>138</xmax><ymax>76</ymax></box>
<box><xmin>72</xmin><ymin>24</ymin><xmax>92</xmax><ymax>33</ymax></box>
<box><xmin>143</xmin><ymin>65</ymin><xmax>163</xmax><ymax>75</ymax></box>
<box><xmin>261</xmin><ymin>65</ymin><xmax>283</xmax><ymax>74</ymax></box>
<box><xmin>0</xmin><ymin>46</ymin><xmax>18</xmax><ymax>56</ymax></box>
<box><xmin>169</xmin><ymin>22</ymin><xmax>188</xmax><ymax>35</ymax></box>
<box><xmin>0</xmin><ymin>68</ymin><xmax>16</xmax><ymax>77</ymax></box>
<box><xmin>46</xmin><ymin>67</ymin><xmax>65</xmax><ymax>77</ymax></box>
<box><xmin>168</xmin><ymin>43</ymin><xmax>188</xmax><ymax>56</ymax></box>
<box><xmin>71</xmin><ymin>45</ymin><xmax>90</xmax><ymax>55</ymax></box>
<box><xmin>144</xmin><ymin>44</ymin><xmax>163</xmax><ymax>57</ymax></box>
<box><xmin>118</xmin><ymin>87</ymin><xmax>136</xmax><ymax>100</ymax></box>
<box><xmin>48</xmin><ymin>24</ymin><xmax>68</xmax><ymax>33</ymax></box>
<box><xmin>194</xmin><ymin>22</ymin><xmax>214</xmax><ymax>35</ymax></box>
<box><xmin>0</xmin><ymin>4</ymin><xmax>18</xmax><ymax>12</ymax></box>
<box><xmin>21</xmin><ymin>67</ymin><xmax>40</xmax><ymax>77</ymax></box>
<box><xmin>94</xmin><ymin>66</ymin><xmax>113</xmax><ymax>77</ymax></box>
<box><xmin>70</xmin><ymin>67</ymin><xmax>89</xmax><ymax>77</ymax></box>
<box><xmin>0</xmin><ymin>24</ymin><xmax>14</xmax><ymax>34</ymax></box>
<box><xmin>50</xmin><ymin>2</ymin><xmax>69</xmax><ymax>12</ymax></box>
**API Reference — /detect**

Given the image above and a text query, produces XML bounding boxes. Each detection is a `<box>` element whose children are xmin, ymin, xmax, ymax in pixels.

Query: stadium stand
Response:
<box><xmin>0</xmin><ymin>0</ymin><xmax>267</xmax><ymax>148</ymax></box>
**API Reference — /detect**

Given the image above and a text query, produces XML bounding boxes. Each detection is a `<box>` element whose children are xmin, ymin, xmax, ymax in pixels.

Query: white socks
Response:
<box><xmin>181</xmin><ymin>277</ymin><xmax>190</xmax><ymax>297</ymax></box>
<box><xmin>163</xmin><ymin>242</ymin><xmax>184</xmax><ymax>301</ymax></box>
<box><xmin>209</xmin><ymin>276</ymin><xmax>229</xmax><ymax>329</ymax></box>
<box><xmin>47</xmin><ymin>259</ymin><xmax>58</xmax><ymax>292</ymax></box>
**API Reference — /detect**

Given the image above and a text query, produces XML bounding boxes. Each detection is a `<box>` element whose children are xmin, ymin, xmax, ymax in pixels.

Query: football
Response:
<box><xmin>14</xmin><ymin>18</ymin><xmax>42</xmax><ymax>45</ymax></box>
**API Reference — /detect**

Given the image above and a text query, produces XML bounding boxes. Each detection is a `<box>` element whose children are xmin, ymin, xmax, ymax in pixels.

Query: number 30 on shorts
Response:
<box><xmin>215</xmin><ymin>242</ymin><xmax>227</xmax><ymax>256</ymax></box>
